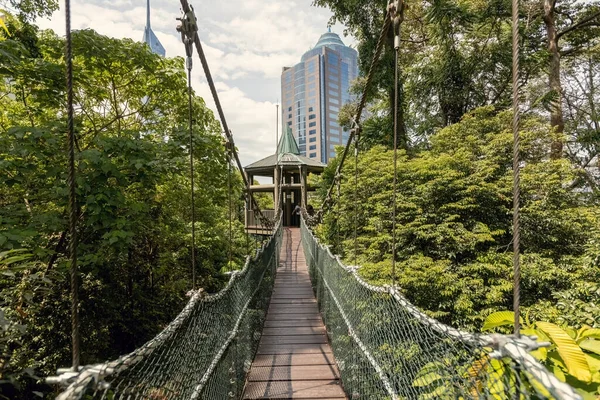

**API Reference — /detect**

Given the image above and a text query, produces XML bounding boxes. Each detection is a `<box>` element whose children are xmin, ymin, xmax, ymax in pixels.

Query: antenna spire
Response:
<box><xmin>146</xmin><ymin>0</ymin><xmax>151</xmax><ymax>30</ymax></box>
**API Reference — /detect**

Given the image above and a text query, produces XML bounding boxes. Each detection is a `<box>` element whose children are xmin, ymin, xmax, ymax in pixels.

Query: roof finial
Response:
<box><xmin>328</xmin><ymin>26</ymin><xmax>331</xmax><ymax>33</ymax></box>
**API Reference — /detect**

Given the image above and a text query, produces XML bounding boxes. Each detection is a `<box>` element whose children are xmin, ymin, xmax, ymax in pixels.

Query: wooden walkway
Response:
<box><xmin>243</xmin><ymin>227</ymin><xmax>346</xmax><ymax>399</ymax></box>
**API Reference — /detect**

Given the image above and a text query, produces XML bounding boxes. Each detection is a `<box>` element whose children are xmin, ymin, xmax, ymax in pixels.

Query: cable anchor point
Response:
<box><xmin>176</xmin><ymin>6</ymin><xmax>198</xmax><ymax>70</ymax></box>
<box><xmin>388</xmin><ymin>0</ymin><xmax>404</xmax><ymax>50</ymax></box>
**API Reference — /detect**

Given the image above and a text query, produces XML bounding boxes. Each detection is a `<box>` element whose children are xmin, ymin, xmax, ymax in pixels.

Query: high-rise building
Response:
<box><xmin>142</xmin><ymin>0</ymin><xmax>165</xmax><ymax>57</ymax></box>
<box><xmin>281</xmin><ymin>29</ymin><xmax>358</xmax><ymax>164</ymax></box>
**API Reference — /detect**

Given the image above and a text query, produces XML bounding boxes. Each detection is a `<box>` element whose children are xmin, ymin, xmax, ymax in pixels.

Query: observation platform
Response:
<box><xmin>242</xmin><ymin>228</ymin><xmax>346</xmax><ymax>399</ymax></box>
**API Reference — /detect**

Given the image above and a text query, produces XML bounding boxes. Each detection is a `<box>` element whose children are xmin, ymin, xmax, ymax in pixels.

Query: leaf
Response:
<box><xmin>413</xmin><ymin>361</ymin><xmax>445</xmax><ymax>387</ymax></box>
<box><xmin>580</xmin><ymin>339</ymin><xmax>600</xmax><ymax>356</ymax></box>
<box><xmin>418</xmin><ymin>385</ymin><xmax>447</xmax><ymax>400</ymax></box>
<box><xmin>413</xmin><ymin>371</ymin><xmax>444</xmax><ymax>387</ymax></box>
<box><xmin>482</xmin><ymin>311</ymin><xmax>521</xmax><ymax>331</ymax></box>
<box><xmin>580</xmin><ymin>329</ymin><xmax>600</xmax><ymax>341</ymax></box>
<box><xmin>537</xmin><ymin>322</ymin><xmax>592</xmax><ymax>383</ymax></box>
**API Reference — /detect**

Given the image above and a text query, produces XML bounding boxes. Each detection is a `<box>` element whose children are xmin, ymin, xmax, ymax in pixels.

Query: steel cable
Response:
<box><xmin>64</xmin><ymin>0</ymin><xmax>80</xmax><ymax>371</ymax></box>
<box><xmin>317</xmin><ymin>11</ymin><xmax>392</xmax><ymax>220</ymax></box>
<box><xmin>511</xmin><ymin>0</ymin><xmax>522</xmax><ymax>337</ymax></box>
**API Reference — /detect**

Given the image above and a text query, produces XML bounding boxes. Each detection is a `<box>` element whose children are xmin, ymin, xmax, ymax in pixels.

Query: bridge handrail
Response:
<box><xmin>49</xmin><ymin>218</ymin><xmax>282</xmax><ymax>399</ymax></box>
<box><xmin>301</xmin><ymin>217</ymin><xmax>580</xmax><ymax>400</ymax></box>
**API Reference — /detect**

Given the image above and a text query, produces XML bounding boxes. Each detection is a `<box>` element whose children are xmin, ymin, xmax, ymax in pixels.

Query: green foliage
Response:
<box><xmin>0</xmin><ymin>28</ymin><xmax>250</xmax><ymax>398</ymax></box>
<box><xmin>483</xmin><ymin>311</ymin><xmax>600</xmax><ymax>397</ymax></box>
<box><xmin>319</xmin><ymin>107</ymin><xmax>600</xmax><ymax>331</ymax></box>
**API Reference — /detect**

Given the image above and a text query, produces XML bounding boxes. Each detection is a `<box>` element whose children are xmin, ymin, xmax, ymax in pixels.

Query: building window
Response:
<box><xmin>309</xmin><ymin>137</ymin><xmax>317</xmax><ymax>143</ymax></box>
<box><xmin>288</xmin><ymin>106</ymin><xmax>292</xmax><ymax>111</ymax></box>
<box><xmin>308</xmin><ymin>107</ymin><xmax>313</xmax><ymax>112</ymax></box>
<box><xmin>309</xmin><ymin>144</ymin><xmax>317</xmax><ymax>150</ymax></box>
<box><xmin>288</xmin><ymin>121</ymin><xmax>292</xmax><ymax>126</ymax></box>
<box><xmin>329</xmin><ymin>105</ymin><xmax>339</xmax><ymax>112</ymax></box>
<box><xmin>308</xmin><ymin>114</ymin><xmax>316</xmax><ymax>120</ymax></box>
<box><xmin>330</xmin><ymin>98</ymin><xmax>339</xmax><ymax>105</ymax></box>
<box><xmin>309</xmin><ymin>121</ymin><xmax>316</xmax><ymax>127</ymax></box>
<box><xmin>329</xmin><ymin>82</ymin><xmax>339</xmax><ymax>90</ymax></box>
<box><xmin>309</xmin><ymin>129</ymin><xmax>317</xmax><ymax>135</ymax></box>
<box><xmin>288</xmin><ymin>114</ymin><xmax>292</xmax><ymax>119</ymax></box>
<box><xmin>309</xmin><ymin>152</ymin><xmax>317</xmax><ymax>158</ymax></box>
<box><xmin>329</xmin><ymin>112</ymin><xmax>338</xmax><ymax>119</ymax></box>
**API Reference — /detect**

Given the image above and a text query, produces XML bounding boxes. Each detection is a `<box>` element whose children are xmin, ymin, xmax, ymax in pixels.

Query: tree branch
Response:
<box><xmin>557</xmin><ymin>10</ymin><xmax>600</xmax><ymax>39</ymax></box>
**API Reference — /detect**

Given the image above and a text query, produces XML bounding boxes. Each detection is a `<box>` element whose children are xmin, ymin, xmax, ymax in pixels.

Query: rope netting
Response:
<box><xmin>49</xmin><ymin>221</ymin><xmax>282</xmax><ymax>400</ymax></box>
<box><xmin>300</xmin><ymin>218</ymin><xmax>580</xmax><ymax>400</ymax></box>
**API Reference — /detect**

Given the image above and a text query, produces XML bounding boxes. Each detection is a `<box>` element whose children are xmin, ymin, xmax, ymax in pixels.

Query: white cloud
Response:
<box><xmin>35</xmin><ymin>0</ymin><xmax>356</xmax><ymax>167</ymax></box>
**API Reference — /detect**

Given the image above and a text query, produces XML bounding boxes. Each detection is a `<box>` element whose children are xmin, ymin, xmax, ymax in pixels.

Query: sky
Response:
<box><xmin>35</xmin><ymin>0</ymin><xmax>356</xmax><ymax>168</ymax></box>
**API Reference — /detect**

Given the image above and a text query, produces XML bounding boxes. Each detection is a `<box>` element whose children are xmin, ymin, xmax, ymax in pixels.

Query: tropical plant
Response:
<box><xmin>483</xmin><ymin>311</ymin><xmax>600</xmax><ymax>397</ymax></box>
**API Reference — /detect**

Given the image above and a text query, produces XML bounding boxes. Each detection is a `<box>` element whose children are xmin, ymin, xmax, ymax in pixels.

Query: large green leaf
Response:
<box><xmin>537</xmin><ymin>322</ymin><xmax>592</xmax><ymax>383</ymax></box>
<box><xmin>580</xmin><ymin>339</ymin><xmax>600</xmax><ymax>357</ymax></box>
<box><xmin>580</xmin><ymin>329</ymin><xmax>600</xmax><ymax>341</ymax></box>
<box><xmin>413</xmin><ymin>361</ymin><xmax>445</xmax><ymax>387</ymax></box>
<box><xmin>482</xmin><ymin>311</ymin><xmax>521</xmax><ymax>331</ymax></box>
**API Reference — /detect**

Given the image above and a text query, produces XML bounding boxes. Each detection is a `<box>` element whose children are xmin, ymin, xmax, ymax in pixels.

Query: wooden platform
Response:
<box><xmin>242</xmin><ymin>228</ymin><xmax>346</xmax><ymax>399</ymax></box>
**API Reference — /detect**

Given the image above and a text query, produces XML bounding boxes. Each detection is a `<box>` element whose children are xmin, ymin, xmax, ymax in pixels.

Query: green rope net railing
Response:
<box><xmin>49</xmin><ymin>220</ymin><xmax>282</xmax><ymax>400</ymax></box>
<box><xmin>300</xmin><ymin>218</ymin><xmax>580</xmax><ymax>400</ymax></box>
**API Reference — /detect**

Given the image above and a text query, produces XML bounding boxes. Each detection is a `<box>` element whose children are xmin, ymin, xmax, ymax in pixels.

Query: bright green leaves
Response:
<box><xmin>482</xmin><ymin>311</ymin><xmax>521</xmax><ymax>332</ymax></box>
<box><xmin>320</xmin><ymin>107</ymin><xmax>599</xmax><ymax>332</ymax></box>
<box><xmin>483</xmin><ymin>311</ymin><xmax>600</xmax><ymax>394</ymax></box>
<box><xmin>537</xmin><ymin>321</ymin><xmax>592</xmax><ymax>383</ymax></box>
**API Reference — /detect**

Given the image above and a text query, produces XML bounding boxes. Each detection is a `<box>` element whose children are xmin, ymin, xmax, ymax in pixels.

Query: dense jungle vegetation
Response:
<box><xmin>0</xmin><ymin>0</ymin><xmax>599</xmax><ymax>397</ymax></box>
<box><xmin>312</xmin><ymin>0</ymin><xmax>600</xmax><ymax>394</ymax></box>
<box><xmin>0</xmin><ymin>3</ymin><xmax>250</xmax><ymax>398</ymax></box>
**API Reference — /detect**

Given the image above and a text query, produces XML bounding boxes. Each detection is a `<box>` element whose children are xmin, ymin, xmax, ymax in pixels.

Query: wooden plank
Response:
<box><xmin>269</xmin><ymin>299</ymin><xmax>316</xmax><ymax>304</ymax></box>
<box><xmin>243</xmin><ymin>380</ymin><xmax>346</xmax><ymax>399</ymax></box>
<box><xmin>260</xmin><ymin>334</ymin><xmax>328</xmax><ymax>345</ymax></box>
<box><xmin>268</xmin><ymin>305</ymin><xmax>319</xmax><ymax>313</ymax></box>
<box><xmin>266</xmin><ymin>314</ymin><xmax>322</xmax><ymax>321</ymax></box>
<box><xmin>263</xmin><ymin>320</ymin><xmax>324</xmax><ymax>328</ymax></box>
<box><xmin>257</xmin><ymin>343</ymin><xmax>332</xmax><ymax>355</ymax></box>
<box><xmin>262</xmin><ymin>327</ymin><xmax>326</xmax><ymax>336</ymax></box>
<box><xmin>251</xmin><ymin>353</ymin><xmax>336</xmax><ymax>367</ymax></box>
<box><xmin>247</xmin><ymin>365</ymin><xmax>340</xmax><ymax>382</ymax></box>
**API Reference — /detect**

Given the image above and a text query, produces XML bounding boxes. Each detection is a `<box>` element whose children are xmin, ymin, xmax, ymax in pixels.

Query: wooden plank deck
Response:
<box><xmin>242</xmin><ymin>228</ymin><xmax>346</xmax><ymax>399</ymax></box>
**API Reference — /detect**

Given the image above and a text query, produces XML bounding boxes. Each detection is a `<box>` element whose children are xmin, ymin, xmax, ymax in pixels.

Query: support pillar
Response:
<box><xmin>274</xmin><ymin>166</ymin><xmax>280</xmax><ymax>213</ymax></box>
<box><xmin>301</xmin><ymin>166</ymin><xmax>308</xmax><ymax>208</ymax></box>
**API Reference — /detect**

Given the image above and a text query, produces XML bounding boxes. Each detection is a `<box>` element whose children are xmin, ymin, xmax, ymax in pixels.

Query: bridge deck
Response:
<box><xmin>242</xmin><ymin>228</ymin><xmax>346</xmax><ymax>399</ymax></box>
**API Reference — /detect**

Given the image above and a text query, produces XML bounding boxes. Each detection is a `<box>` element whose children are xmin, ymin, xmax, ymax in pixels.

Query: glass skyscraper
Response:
<box><xmin>281</xmin><ymin>30</ymin><xmax>358</xmax><ymax>164</ymax></box>
<box><xmin>142</xmin><ymin>0</ymin><xmax>165</xmax><ymax>57</ymax></box>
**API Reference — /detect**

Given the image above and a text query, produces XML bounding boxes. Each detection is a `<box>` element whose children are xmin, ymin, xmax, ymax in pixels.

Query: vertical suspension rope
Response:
<box><xmin>228</xmin><ymin>148</ymin><xmax>233</xmax><ymax>270</ymax></box>
<box><xmin>177</xmin><ymin>8</ymin><xmax>198</xmax><ymax>290</ymax></box>
<box><xmin>336</xmin><ymin>176</ymin><xmax>341</xmax><ymax>253</ymax></box>
<box><xmin>511</xmin><ymin>0</ymin><xmax>522</xmax><ymax>337</ymax></box>
<box><xmin>64</xmin><ymin>0</ymin><xmax>80</xmax><ymax>371</ymax></box>
<box><xmin>353</xmin><ymin>130</ymin><xmax>359</xmax><ymax>266</ymax></box>
<box><xmin>391</xmin><ymin>1</ymin><xmax>404</xmax><ymax>288</ymax></box>
<box><xmin>188</xmin><ymin>66</ymin><xmax>197</xmax><ymax>290</ymax></box>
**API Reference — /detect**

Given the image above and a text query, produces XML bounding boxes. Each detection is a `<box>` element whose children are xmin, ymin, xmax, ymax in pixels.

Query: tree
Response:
<box><xmin>538</xmin><ymin>0</ymin><xmax>600</xmax><ymax>158</ymax></box>
<box><xmin>0</xmin><ymin>26</ymin><xmax>249</xmax><ymax>398</ymax></box>
<box><xmin>318</xmin><ymin>107</ymin><xmax>599</xmax><ymax>328</ymax></box>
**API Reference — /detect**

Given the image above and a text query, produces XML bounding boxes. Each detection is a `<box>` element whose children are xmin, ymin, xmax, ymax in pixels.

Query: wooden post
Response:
<box><xmin>274</xmin><ymin>166</ymin><xmax>280</xmax><ymax>212</ymax></box>
<box><xmin>301</xmin><ymin>166</ymin><xmax>308</xmax><ymax>208</ymax></box>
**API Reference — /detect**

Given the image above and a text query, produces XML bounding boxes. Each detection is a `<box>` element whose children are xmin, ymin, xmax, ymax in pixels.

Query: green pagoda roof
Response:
<box><xmin>277</xmin><ymin>127</ymin><xmax>300</xmax><ymax>155</ymax></box>
<box><xmin>244</xmin><ymin>127</ymin><xmax>326</xmax><ymax>174</ymax></box>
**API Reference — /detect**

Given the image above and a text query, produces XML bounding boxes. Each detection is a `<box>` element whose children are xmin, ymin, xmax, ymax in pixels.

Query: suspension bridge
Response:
<box><xmin>45</xmin><ymin>0</ymin><xmax>584</xmax><ymax>398</ymax></box>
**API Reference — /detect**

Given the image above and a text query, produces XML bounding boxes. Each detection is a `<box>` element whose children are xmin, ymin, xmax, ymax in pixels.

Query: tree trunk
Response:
<box><xmin>543</xmin><ymin>0</ymin><xmax>565</xmax><ymax>159</ymax></box>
